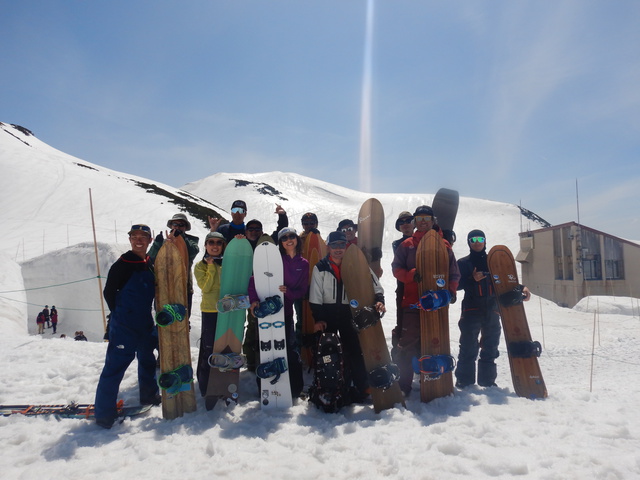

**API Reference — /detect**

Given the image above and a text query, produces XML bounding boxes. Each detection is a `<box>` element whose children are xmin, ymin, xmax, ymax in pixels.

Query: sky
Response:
<box><xmin>2</xmin><ymin>0</ymin><xmax>639</xmax><ymax>240</ymax></box>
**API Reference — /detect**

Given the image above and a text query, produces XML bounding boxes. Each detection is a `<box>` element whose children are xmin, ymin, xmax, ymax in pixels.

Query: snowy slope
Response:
<box><xmin>2</xmin><ymin>123</ymin><xmax>640</xmax><ymax>479</ymax></box>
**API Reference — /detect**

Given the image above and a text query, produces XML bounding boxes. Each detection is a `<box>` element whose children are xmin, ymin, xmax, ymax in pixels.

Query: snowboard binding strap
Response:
<box><xmin>254</xmin><ymin>295</ymin><xmax>284</xmax><ymax>318</ymax></box>
<box><xmin>351</xmin><ymin>306</ymin><xmax>380</xmax><ymax>331</ymax></box>
<box><xmin>155</xmin><ymin>304</ymin><xmax>187</xmax><ymax>327</ymax></box>
<box><xmin>508</xmin><ymin>340</ymin><xmax>542</xmax><ymax>358</ymax></box>
<box><xmin>498</xmin><ymin>285</ymin><xmax>526</xmax><ymax>307</ymax></box>
<box><xmin>368</xmin><ymin>364</ymin><xmax>400</xmax><ymax>390</ymax></box>
<box><xmin>208</xmin><ymin>353</ymin><xmax>247</xmax><ymax>371</ymax></box>
<box><xmin>257</xmin><ymin>357</ymin><xmax>288</xmax><ymax>384</ymax></box>
<box><xmin>412</xmin><ymin>354</ymin><xmax>456</xmax><ymax>380</ymax></box>
<box><xmin>411</xmin><ymin>290</ymin><xmax>452</xmax><ymax>312</ymax></box>
<box><xmin>158</xmin><ymin>364</ymin><xmax>193</xmax><ymax>394</ymax></box>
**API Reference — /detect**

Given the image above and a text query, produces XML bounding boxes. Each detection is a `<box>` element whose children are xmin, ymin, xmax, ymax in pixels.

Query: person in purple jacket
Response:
<box><xmin>248</xmin><ymin>227</ymin><xmax>309</xmax><ymax>399</ymax></box>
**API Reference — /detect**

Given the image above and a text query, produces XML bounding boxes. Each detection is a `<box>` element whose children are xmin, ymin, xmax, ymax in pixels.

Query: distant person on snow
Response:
<box><xmin>36</xmin><ymin>311</ymin><xmax>45</xmax><ymax>334</ymax></box>
<box><xmin>43</xmin><ymin>305</ymin><xmax>51</xmax><ymax>328</ymax></box>
<box><xmin>148</xmin><ymin>213</ymin><xmax>200</xmax><ymax>317</ymax></box>
<box><xmin>455</xmin><ymin>229</ymin><xmax>531</xmax><ymax>389</ymax></box>
<box><xmin>74</xmin><ymin>331</ymin><xmax>88</xmax><ymax>341</ymax></box>
<box><xmin>50</xmin><ymin>306</ymin><xmax>58</xmax><ymax>334</ymax></box>
<box><xmin>94</xmin><ymin>224</ymin><xmax>160</xmax><ymax>429</ymax></box>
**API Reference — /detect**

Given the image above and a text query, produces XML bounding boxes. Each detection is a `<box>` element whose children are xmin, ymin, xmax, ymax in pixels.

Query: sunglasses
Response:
<box><xmin>230</xmin><ymin>207</ymin><xmax>246</xmax><ymax>214</ymax></box>
<box><xmin>246</xmin><ymin>227</ymin><xmax>262</xmax><ymax>233</ymax></box>
<box><xmin>130</xmin><ymin>224</ymin><xmax>151</xmax><ymax>234</ymax></box>
<box><xmin>329</xmin><ymin>242</ymin><xmax>347</xmax><ymax>249</ymax></box>
<box><xmin>340</xmin><ymin>226</ymin><xmax>356</xmax><ymax>232</ymax></box>
<box><xmin>302</xmin><ymin>221</ymin><xmax>317</xmax><ymax>227</ymax></box>
<box><xmin>414</xmin><ymin>215</ymin><xmax>433</xmax><ymax>223</ymax></box>
<box><xmin>280</xmin><ymin>234</ymin><xmax>297</xmax><ymax>242</ymax></box>
<box><xmin>170</xmin><ymin>222</ymin><xmax>187</xmax><ymax>228</ymax></box>
<box><xmin>397</xmin><ymin>217</ymin><xmax>413</xmax><ymax>226</ymax></box>
<box><xmin>469</xmin><ymin>236</ymin><xmax>486</xmax><ymax>244</ymax></box>
<box><xmin>207</xmin><ymin>240</ymin><xmax>225</xmax><ymax>246</ymax></box>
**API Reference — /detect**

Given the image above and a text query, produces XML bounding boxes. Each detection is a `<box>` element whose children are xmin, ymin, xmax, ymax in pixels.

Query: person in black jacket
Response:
<box><xmin>455</xmin><ymin>229</ymin><xmax>530</xmax><ymax>388</ymax></box>
<box><xmin>95</xmin><ymin>224</ymin><xmax>159</xmax><ymax>428</ymax></box>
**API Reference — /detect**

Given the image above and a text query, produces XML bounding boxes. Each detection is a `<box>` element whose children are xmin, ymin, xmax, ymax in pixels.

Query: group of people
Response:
<box><xmin>94</xmin><ymin>199</ymin><xmax>529</xmax><ymax>428</ymax></box>
<box><xmin>35</xmin><ymin>305</ymin><xmax>58</xmax><ymax>334</ymax></box>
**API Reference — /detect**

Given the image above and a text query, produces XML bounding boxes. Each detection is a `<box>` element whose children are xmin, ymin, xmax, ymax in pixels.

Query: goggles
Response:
<box><xmin>469</xmin><ymin>236</ymin><xmax>486</xmax><ymax>244</ymax></box>
<box><xmin>328</xmin><ymin>241</ymin><xmax>347</xmax><ymax>249</ymax></box>
<box><xmin>207</xmin><ymin>240</ymin><xmax>225</xmax><ymax>246</ymax></box>
<box><xmin>414</xmin><ymin>215</ymin><xmax>433</xmax><ymax>223</ymax></box>
<box><xmin>280</xmin><ymin>234</ymin><xmax>297</xmax><ymax>242</ymax></box>
<box><xmin>129</xmin><ymin>224</ymin><xmax>151</xmax><ymax>235</ymax></box>
<box><xmin>397</xmin><ymin>217</ymin><xmax>413</xmax><ymax>226</ymax></box>
<box><xmin>170</xmin><ymin>222</ymin><xmax>187</xmax><ymax>228</ymax></box>
<box><xmin>340</xmin><ymin>226</ymin><xmax>356</xmax><ymax>232</ymax></box>
<box><xmin>231</xmin><ymin>207</ymin><xmax>246</xmax><ymax>214</ymax></box>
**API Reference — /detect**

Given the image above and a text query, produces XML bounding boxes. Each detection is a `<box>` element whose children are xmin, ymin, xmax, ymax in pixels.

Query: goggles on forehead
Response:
<box><xmin>469</xmin><ymin>236</ymin><xmax>486</xmax><ymax>244</ymax></box>
<box><xmin>231</xmin><ymin>207</ymin><xmax>246</xmax><ymax>214</ymax></box>
<box><xmin>340</xmin><ymin>226</ymin><xmax>356</xmax><ymax>232</ymax></box>
<box><xmin>129</xmin><ymin>224</ymin><xmax>151</xmax><ymax>235</ymax></box>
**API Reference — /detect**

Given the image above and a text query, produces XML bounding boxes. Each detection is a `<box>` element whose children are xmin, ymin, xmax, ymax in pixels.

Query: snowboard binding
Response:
<box><xmin>254</xmin><ymin>295</ymin><xmax>284</xmax><ymax>318</ymax></box>
<box><xmin>257</xmin><ymin>357</ymin><xmax>288</xmax><ymax>385</ymax></box>
<box><xmin>351</xmin><ymin>305</ymin><xmax>380</xmax><ymax>331</ymax></box>
<box><xmin>498</xmin><ymin>285</ymin><xmax>526</xmax><ymax>307</ymax></box>
<box><xmin>158</xmin><ymin>364</ymin><xmax>193</xmax><ymax>394</ymax></box>
<box><xmin>411</xmin><ymin>290</ymin><xmax>452</xmax><ymax>312</ymax></box>
<box><xmin>217</xmin><ymin>294</ymin><xmax>251</xmax><ymax>313</ymax></box>
<box><xmin>155</xmin><ymin>304</ymin><xmax>187</xmax><ymax>327</ymax></box>
<box><xmin>412</xmin><ymin>354</ymin><xmax>456</xmax><ymax>380</ymax></box>
<box><xmin>368</xmin><ymin>363</ymin><xmax>400</xmax><ymax>390</ymax></box>
<box><xmin>508</xmin><ymin>340</ymin><xmax>542</xmax><ymax>358</ymax></box>
<box><xmin>208</xmin><ymin>352</ymin><xmax>247</xmax><ymax>372</ymax></box>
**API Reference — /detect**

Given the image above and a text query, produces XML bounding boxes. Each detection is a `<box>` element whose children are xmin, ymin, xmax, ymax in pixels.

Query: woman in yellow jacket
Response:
<box><xmin>194</xmin><ymin>231</ymin><xmax>226</xmax><ymax>396</ymax></box>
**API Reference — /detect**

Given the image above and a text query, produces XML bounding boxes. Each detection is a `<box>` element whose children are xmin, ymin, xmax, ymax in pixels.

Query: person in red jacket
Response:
<box><xmin>391</xmin><ymin>205</ymin><xmax>460</xmax><ymax>396</ymax></box>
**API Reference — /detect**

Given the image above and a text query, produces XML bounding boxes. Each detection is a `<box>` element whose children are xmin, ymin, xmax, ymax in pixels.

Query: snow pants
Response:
<box><xmin>197</xmin><ymin>311</ymin><xmax>218</xmax><ymax>396</ymax></box>
<box><xmin>395</xmin><ymin>308</ymin><xmax>421</xmax><ymax>394</ymax></box>
<box><xmin>94</xmin><ymin>320</ymin><xmax>158</xmax><ymax>421</ymax></box>
<box><xmin>455</xmin><ymin>306</ymin><xmax>501</xmax><ymax>387</ymax></box>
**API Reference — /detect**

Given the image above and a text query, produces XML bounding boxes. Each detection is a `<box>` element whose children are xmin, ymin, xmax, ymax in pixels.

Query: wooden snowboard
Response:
<box><xmin>357</xmin><ymin>198</ymin><xmax>385</xmax><ymax>278</ymax></box>
<box><xmin>342</xmin><ymin>245</ymin><xmax>405</xmax><ymax>413</ymax></box>
<box><xmin>205</xmin><ymin>238</ymin><xmax>253</xmax><ymax>408</ymax></box>
<box><xmin>487</xmin><ymin>245</ymin><xmax>547</xmax><ymax>399</ymax></box>
<box><xmin>155</xmin><ymin>235</ymin><xmax>197</xmax><ymax>419</ymax></box>
<box><xmin>301</xmin><ymin>232</ymin><xmax>326</xmax><ymax>367</ymax></box>
<box><xmin>432</xmin><ymin>188</ymin><xmax>459</xmax><ymax>232</ymax></box>
<box><xmin>254</xmin><ymin>241</ymin><xmax>292</xmax><ymax>409</ymax></box>
<box><xmin>415</xmin><ymin>230</ymin><xmax>454</xmax><ymax>402</ymax></box>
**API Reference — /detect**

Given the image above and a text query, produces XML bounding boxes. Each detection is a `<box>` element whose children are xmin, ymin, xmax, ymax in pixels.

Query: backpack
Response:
<box><xmin>308</xmin><ymin>332</ymin><xmax>347</xmax><ymax>413</ymax></box>
<box><xmin>37</xmin><ymin>312</ymin><xmax>45</xmax><ymax>324</ymax></box>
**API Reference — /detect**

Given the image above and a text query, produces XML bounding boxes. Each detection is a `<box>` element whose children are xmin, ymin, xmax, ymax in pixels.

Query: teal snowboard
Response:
<box><xmin>205</xmin><ymin>238</ymin><xmax>253</xmax><ymax>409</ymax></box>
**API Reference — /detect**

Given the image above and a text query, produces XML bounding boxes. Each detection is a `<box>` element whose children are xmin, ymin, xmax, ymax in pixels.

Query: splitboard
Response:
<box><xmin>357</xmin><ymin>198</ymin><xmax>385</xmax><ymax>278</ymax></box>
<box><xmin>415</xmin><ymin>229</ymin><xmax>454</xmax><ymax>402</ymax></box>
<box><xmin>432</xmin><ymin>188</ymin><xmax>459</xmax><ymax>233</ymax></box>
<box><xmin>155</xmin><ymin>235</ymin><xmax>197</xmax><ymax>419</ymax></box>
<box><xmin>487</xmin><ymin>245</ymin><xmax>547</xmax><ymax>399</ymax></box>
<box><xmin>301</xmin><ymin>232</ymin><xmax>326</xmax><ymax>367</ymax></box>
<box><xmin>0</xmin><ymin>402</ymin><xmax>152</xmax><ymax>420</ymax></box>
<box><xmin>342</xmin><ymin>245</ymin><xmax>405</xmax><ymax>413</ymax></box>
<box><xmin>253</xmin><ymin>241</ymin><xmax>292</xmax><ymax>409</ymax></box>
<box><xmin>206</xmin><ymin>238</ymin><xmax>253</xmax><ymax>409</ymax></box>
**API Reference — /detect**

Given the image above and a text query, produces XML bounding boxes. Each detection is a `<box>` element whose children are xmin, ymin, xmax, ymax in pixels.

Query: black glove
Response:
<box><xmin>154</xmin><ymin>232</ymin><xmax>164</xmax><ymax>243</ymax></box>
<box><xmin>450</xmin><ymin>292</ymin><xmax>457</xmax><ymax>304</ymax></box>
<box><xmin>413</xmin><ymin>271</ymin><xmax>422</xmax><ymax>283</ymax></box>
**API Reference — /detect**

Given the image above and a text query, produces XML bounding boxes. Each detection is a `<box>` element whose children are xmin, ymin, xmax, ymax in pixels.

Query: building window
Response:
<box><xmin>581</xmin><ymin>230</ymin><xmax>602</xmax><ymax>281</ymax></box>
<box><xmin>604</xmin><ymin>236</ymin><xmax>624</xmax><ymax>280</ymax></box>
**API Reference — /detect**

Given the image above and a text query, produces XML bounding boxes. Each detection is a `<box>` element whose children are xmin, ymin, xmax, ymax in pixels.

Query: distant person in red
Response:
<box><xmin>36</xmin><ymin>311</ymin><xmax>45</xmax><ymax>334</ymax></box>
<box><xmin>50</xmin><ymin>306</ymin><xmax>58</xmax><ymax>334</ymax></box>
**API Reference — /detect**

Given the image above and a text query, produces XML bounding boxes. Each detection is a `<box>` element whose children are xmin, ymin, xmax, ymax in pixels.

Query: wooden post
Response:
<box><xmin>89</xmin><ymin>189</ymin><xmax>108</xmax><ymax>335</ymax></box>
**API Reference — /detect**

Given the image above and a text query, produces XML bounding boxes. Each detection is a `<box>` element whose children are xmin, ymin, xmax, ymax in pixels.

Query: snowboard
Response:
<box><xmin>415</xmin><ymin>229</ymin><xmax>454</xmax><ymax>402</ymax></box>
<box><xmin>155</xmin><ymin>235</ymin><xmax>197</xmax><ymax>419</ymax></box>
<box><xmin>342</xmin><ymin>244</ymin><xmax>405</xmax><ymax>413</ymax></box>
<box><xmin>301</xmin><ymin>232</ymin><xmax>326</xmax><ymax>367</ymax></box>
<box><xmin>487</xmin><ymin>245</ymin><xmax>547</xmax><ymax>399</ymax></box>
<box><xmin>253</xmin><ymin>241</ymin><xmax>292</xmax><ymax>409</ymax></box>
<box><xmin>206</xmin><ymin>238</ymin><xmax>253</xmax><ymax>409</ymax></box>
<box><xmin>0</xmin><ymin>402</ymin><xmax>152</xmax><ymax>420</ymax></box>
<box><xmin>432</xmin><ymin>188</ymin><xmax>459</xmax><ymax>233</ymax></box>
<box><xmin>357</xmin><ymin>198</ymin><xmax>385</xmax><ymax>278</ymax></box>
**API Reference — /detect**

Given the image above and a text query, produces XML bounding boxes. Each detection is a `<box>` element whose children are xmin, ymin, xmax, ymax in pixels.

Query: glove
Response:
<box><xmin>413</xmin><ymin>270</ymin><xmax>422</xmax><ymax>283</ymax></box>
<box><xmin>449</xmin><ymin>292</ymin><xmax>457</xmax><ymax>304</ymax></box>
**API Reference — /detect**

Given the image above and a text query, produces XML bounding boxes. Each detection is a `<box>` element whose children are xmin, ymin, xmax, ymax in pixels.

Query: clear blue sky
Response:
<box><xmin>2</xmin><ymin>1</ymin><xmax>639</xmax><ymax>240</ymax></box>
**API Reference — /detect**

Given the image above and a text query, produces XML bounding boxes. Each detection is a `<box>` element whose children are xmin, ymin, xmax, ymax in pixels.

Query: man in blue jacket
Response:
<box><xmin>95</xmin><ymin>224</ymin><xmax>159</xmax><ymax>428</ymax></box>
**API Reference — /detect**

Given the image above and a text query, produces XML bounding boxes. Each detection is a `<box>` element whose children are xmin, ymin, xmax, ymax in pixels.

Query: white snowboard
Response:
<box><xmin>253</xmin><ymin>241</ymin><xmax>292</xmax><ymax>409</ymax></box>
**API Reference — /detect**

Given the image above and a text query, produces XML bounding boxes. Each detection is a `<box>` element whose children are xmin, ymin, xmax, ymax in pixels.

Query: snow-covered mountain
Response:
<box><xmin>1</xmin><ymin>122</ymin><xmax>640</xmax><ymax>479</ymax></box>
<box><xmin>0</xmin><ymin>122</ymin><xmax>545</xmax><ymax>340</ymax></box>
